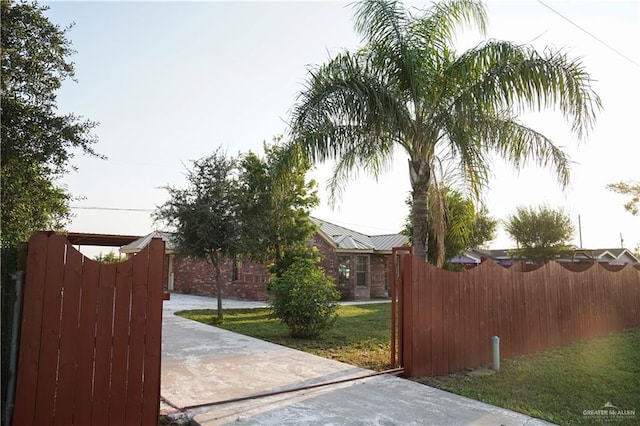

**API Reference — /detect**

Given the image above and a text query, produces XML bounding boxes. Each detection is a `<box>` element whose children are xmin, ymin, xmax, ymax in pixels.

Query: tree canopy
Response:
<box><xmin>504</xmin><ymin>205</ymin><xmax>575</xmax><ymax>264</ymax></box>
<box><xmin>237</xmin><ymin>141</ymin><xmax>319</xmax><ymax>275</ymax></box>
<box><xmin>154</xmin><ymin>149</ymin><xmax>241</xmax><ymax>319</ymax></box>
<box><xmin>154</xmin><ymin>144</ymin><xmax>320</xmax><ymax>319</ymax></box>
<box><xmin>286</xmin><ymin>0</ymin><xmax>601</xmax><ymax>264</ymax></box>
<box><xmin>1</xmin><ymin>0</ymin><xmax>99</xmax><ymax>247</ymax></box>
<box><xmin>607</xmin><ymin>180</ymin><xmax>640</xmax><ymax>216</ymax></box>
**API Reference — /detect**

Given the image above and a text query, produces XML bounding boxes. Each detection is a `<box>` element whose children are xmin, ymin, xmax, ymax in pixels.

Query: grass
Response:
<box><xmin>414</xmin><ymin>328</ymin><xmax>640</xmax><ymax>425</ymax></box>
<box><xmin>176</xmin><ymin>302</ymin><xmax>392</xmax><ymax>371</ymax></box>
<box><xmin>177</xmin><ymin>305</ymin><xmax>639</xmax><ymax>425</ymax></box>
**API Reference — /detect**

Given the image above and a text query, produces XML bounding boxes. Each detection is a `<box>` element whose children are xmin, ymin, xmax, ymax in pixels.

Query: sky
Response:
<box><xmin>42</xmin><ymin>0</ymin><xmax>640</xmax><ymax>256</ymax></box>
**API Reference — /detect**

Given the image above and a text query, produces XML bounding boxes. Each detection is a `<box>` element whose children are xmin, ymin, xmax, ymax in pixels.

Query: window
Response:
<box><xmin>338</xmin><ymin>256</ymin><xmax>350</xmax><ymax>287</ymax></box>
<box><xmin>232</xmin><ymin>256</ymin><xmax>241</xmax><ymax>281</ymax></box>
<box><xmin>356</xmin><ymin>256</ymin><xmax>368</xmax><ymax>287</ymax></box>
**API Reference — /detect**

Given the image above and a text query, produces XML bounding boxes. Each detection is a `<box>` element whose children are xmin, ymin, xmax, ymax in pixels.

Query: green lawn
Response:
<box><xmin>176</xmin><ymin>302</ymin><xmax>392</xmax><ymax>371</ymax></box>
<box><xmin>177</xmin><ymin>305</ymin><xmax>639</xmax><ymax>425</ymax></box>
<box><xmin>415</xmin><ymin>328</ymin><xmax>640</xmax><ymax>425</ymax></box>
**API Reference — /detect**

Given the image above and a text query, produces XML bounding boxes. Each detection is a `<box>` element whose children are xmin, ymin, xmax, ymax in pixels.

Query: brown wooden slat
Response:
<box><xmin>477</xmin><ymin>266</ymin><xmax>489</xmax><ymax>365</ymax></box>
<box><xmin>141</xmin><ymin>238</ymin><xmax>165</xmax><ymax>425</ymax></box>
<box><xmin>418</xmin><ymin>259</ymin><xmax>431</xmax><ymax>376</ymax></box>
<box><xmin>430</xmin><ymin>266</ymin><xmax>443</xmax><ymax>375</ymax></box>
<box><xmin>108</xmin><ymin>258</ymin><xmax>134</xmax><ymax>425</ymax></box>
<box><xmin>72</xmin><ymin>257</ymin><xmax>100</xmax><ymax>425</ymax></box>
<box><xmin>452</xmin><ymin>274</ymin><xmax>463</xmax><ymax>373</ymax></box>
<box><xmin>53</xmin><ymin>243</ymin><xmax>84</xmax><ymax>426</ymax></box>
<box><xmin>402</xmin><ymin>255</ymin><xmax>414</xmax><ymax>376</ymax></box>
<box><xmin>33</xmin><ymin>235</ymin><xmax>66</xmax><ymax>426</ymax></box>
<box><xmin>442</xmin><ymin>273</ymin><xmax>454</xmax><ymax>374</ymax></box>
<box><xmin>91</xmin><ymin>264</ymin><xmax>117</xmax><ymax>426</ymax></box>
<box><xmin>125</xmin><ymin>246</ymin><xmax>149</xmax><ymax>425</ymax></box>
<box><xmin>13</xmin><ymin>233</ymin><xmax>49</xmax><ymax>426</ymax></box>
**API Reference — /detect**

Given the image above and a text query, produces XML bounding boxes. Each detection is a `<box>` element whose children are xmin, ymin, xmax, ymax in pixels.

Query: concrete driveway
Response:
<box><xmin>161</xmin><ymin>293</ymin><xmax>553</xmax><ymax>425</ymax></box>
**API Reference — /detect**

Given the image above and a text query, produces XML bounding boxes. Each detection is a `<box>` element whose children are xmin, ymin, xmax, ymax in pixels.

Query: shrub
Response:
<box><xmin>269</xmin><ymin>248</ymin><xmax>340</xmax><ymax>338</ymax></box>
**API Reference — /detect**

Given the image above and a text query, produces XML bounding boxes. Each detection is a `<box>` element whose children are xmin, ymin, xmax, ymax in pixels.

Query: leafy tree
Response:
<box><xmin>607</xmin><ymin>180</ymin><xmax>640</xmax><ymax>216</ymax></box>
<box><xmin>268</xmin><ymin>246</ymin><xmax>340</xmax><ymax>338</ymax></box>
<box><xmin>94</xmin><ymin>251</ymin><xmax>124</xmax><ymax>264</ymax></box>
<box><xmin>504</xmin><ymin>205</ymin><xmax>575</xmax><ymax>264</ymax></box>
<box><xmin>154</xmin><ymin>148</ymin><xmax>241</xmax><ymax>321</ymax></box>
<box><xmin>286</xmin><ymin>0</ymin><xmax>600</xmax><ymax>263</ymax></box>
<box><xmin>1</xmin><ymin>0</ymin><xmax>99</xmax><ymax>247</ymax></box>
<box><xmin>402</xmin><ymin>186</ymin><xmax>496</xmax><ymax>267</ymax></box>
<box><xmin>237</xmin><ymin>140</ymin><xmax>319</xmax><ymax>275</ymax></box>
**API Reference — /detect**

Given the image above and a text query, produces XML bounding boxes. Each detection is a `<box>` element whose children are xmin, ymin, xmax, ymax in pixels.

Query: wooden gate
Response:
<box><xmin>12</xmin><ymin>232</ymin><xmax>165</xmax><ymax>426</ymax></box>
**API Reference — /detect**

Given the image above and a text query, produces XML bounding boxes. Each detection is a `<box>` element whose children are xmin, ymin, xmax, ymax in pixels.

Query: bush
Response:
<box><xmin>269</xmin><ymin>248</ymin><xmax>340</xmax><ymax>339</ymax></box>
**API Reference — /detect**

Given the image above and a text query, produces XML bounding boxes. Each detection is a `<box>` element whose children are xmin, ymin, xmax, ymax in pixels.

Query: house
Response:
<box><xmin>119</xmin><ymin>217</ymin><xmax>408</xmax><ymax>301</ymax></box>
<box><xmin>310</xmin><ymin>217</ymin><xmax>408</xmax><ymax>300</ymax></box>
<box><xmin>450</xmin><ymin>247</ymin><xmax>640</xmax><ymax>268</ymax></box>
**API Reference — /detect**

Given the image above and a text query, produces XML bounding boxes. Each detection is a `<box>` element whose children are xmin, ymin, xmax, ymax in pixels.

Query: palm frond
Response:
<box><xmin>290</xmin><ymin>51</ymin><xmax>410</xmax><ymax>200</ymax></box>
<box><xmin>448</xmin><ymin>40</ymin><xmax>602</xmax><ymax>140</ymax></box>
<box><xmin>481</xmin><ymin>116</ymin><xmax>572</xmax><ymax>188</ymax></box>
<box><xmin>411</xmin><ymin>0</ymin><xmax>487</xmax><ymax>48</ymax></box>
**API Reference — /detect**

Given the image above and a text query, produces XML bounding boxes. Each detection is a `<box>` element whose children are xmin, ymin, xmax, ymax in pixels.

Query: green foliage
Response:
<box><xmin>154</xmin><ymin>148</ymin><xmax>242</xmax><ymax>319</ymax></box>
<box><xmin>402</xmin><ymin>187</ymin><xmax>497</xmax><ymax>266</ymax></box>
<box><xmin>268</xmin><ymin>244</ymin><xmax>322</xmax><ymax>278</ymax></box>
<box><xmin>268</xmin><ymin>247</ymin><xmax>340</xmax><ymax>339</ymax></box>
<box><xmin>1</xmin><ymin>0</ymin><xmax>99</xmax><ymax>247</ymax></box>
<box><xmin>287</xmin><ymin>0</ymin><xmax>600</xmax><ymax>262</ymax></box>
<box><xmin>607</xmin><ymin>180</ymin><xmax>640</xmax><ymax>216</ymax></box>
<box><xmin>94</xmin><ymin>251</ymin><xmax>124</xmax><ymax>263</ymax></box>
<box><xmin>237</xmin><ymin>139</ymin><xmax>319</xmax><ymax>273</ymax></box>
<box><xmin>504</xmin><ymin>205</ymin><xmax>575</xmax><ymax>264</ymax></box>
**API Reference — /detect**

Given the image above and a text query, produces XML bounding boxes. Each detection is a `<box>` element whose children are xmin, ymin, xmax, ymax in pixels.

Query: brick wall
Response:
<box><xmin>370</xmin><ymin>254</ymin><xmax>390</xmax><ymax>298</ymax></box>
<box><xmin>172</xmin><ymin>255</ymin><xmax>270</xmax><ymax>300</ymax></box>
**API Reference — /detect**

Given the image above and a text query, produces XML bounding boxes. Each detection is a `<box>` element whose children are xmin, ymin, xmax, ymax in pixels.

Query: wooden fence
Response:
<box><xmin>394</xmin><ymin>254</ymin><xmax>640</xmax><ymax>377</ymax></box>
<box><xmin>12</xmin><ymin>232</ymin><xmax>166</xmax><ymax>426</ymax></box>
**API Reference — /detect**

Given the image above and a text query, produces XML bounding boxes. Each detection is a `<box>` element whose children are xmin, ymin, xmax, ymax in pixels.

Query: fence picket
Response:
<box><xmin>12</xmin><ymin>233</ymin><xmax>49</xmax><ymax>426</ymax></box>
<box><xmin>108</xmin><ymin>258</ymin><xmax>134</xmax><ymax>425</ymax></box>
<box><xmin>141</xmin><ymin>238</ymin><xmax>165</xmax><ymax>425</ymax></box>
<box><xmin>53</xmin><ymin>244</ymin><xmax>83</xmax><ymax>426</ymax></box>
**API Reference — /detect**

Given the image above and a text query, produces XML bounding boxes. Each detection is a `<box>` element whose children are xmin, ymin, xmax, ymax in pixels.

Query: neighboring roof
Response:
<box><xmin>311</xmin><ymin>217</ymin><xmax>408</xmax><ymax>252</ymax></box>
<box><xmin>120</xmin><ymin>231</ymin><xmax>175</xmax><ymax>253</ymax></box>
<box><xmin>66</xmin><ymin>232</ymin><xmax>141</xmax><ymax>247</ymax></box>
<box><xmin>453</xmin><ymin>247</ymin><xmax>640</xmax><ymax>265</ymax></box>
<box><xmin>591</xmin><ymin>248</ymin><xmax>640</xmax><ymax>264</ymax></box>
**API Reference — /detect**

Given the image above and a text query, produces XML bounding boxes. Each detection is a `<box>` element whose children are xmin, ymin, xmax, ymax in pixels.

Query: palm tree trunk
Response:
<box><xmin>409</xmin><ymin>158</ymin><xmax>431</xmax><ymax>262</ymax></box>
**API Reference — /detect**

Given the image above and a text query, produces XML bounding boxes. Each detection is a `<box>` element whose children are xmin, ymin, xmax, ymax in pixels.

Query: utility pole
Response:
<box><xmin>578</xmin><ymin>214</ymin><xmax>583</xmax><ymax>248</ymax></box>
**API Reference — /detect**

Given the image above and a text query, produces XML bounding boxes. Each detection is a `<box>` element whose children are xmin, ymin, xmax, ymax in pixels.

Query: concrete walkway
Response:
<box><xmin>161</xmin><ymin>293</ymin><xmax>552</xmax><ymax>425</ymax></box>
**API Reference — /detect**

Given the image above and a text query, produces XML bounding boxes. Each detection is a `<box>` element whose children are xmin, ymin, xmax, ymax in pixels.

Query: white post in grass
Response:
<box><xmin>492</xmin><ymin>336</ymin><xmax>500</xmax><ymax>372</ymax></box>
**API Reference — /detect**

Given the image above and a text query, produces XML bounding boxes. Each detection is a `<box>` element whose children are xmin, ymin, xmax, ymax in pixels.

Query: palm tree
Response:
<box><xmin>286</xmin><ymin>0</ymin><xmax>601</xmax><ymax>263</ymax></box>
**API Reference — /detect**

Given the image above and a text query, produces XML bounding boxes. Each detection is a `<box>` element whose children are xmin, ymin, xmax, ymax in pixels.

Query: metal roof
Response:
<box><xmin>120</xmin><ymin>231</ymin><xmax>175</xmax><ymax>253</ymax></box>
<box><xmin>120</xmin><ymin>218</ymin><xmax>409</xmax><ymax>255</ymax></box>
<box><xmin>311</xmin><ymin>217</ymin><xmax>408</xmax><ymax>252</ymax></box>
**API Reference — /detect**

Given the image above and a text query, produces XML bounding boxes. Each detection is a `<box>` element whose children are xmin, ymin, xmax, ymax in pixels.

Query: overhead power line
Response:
<box><xmin>71</xmin><ymin>206</ymin><xmax>154</xmax><ymax>212</ymax></box>
<box><xmin>537</xmin><ymin>0</ymin><xmax>640</xmax><ymax>68</ymax></box>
